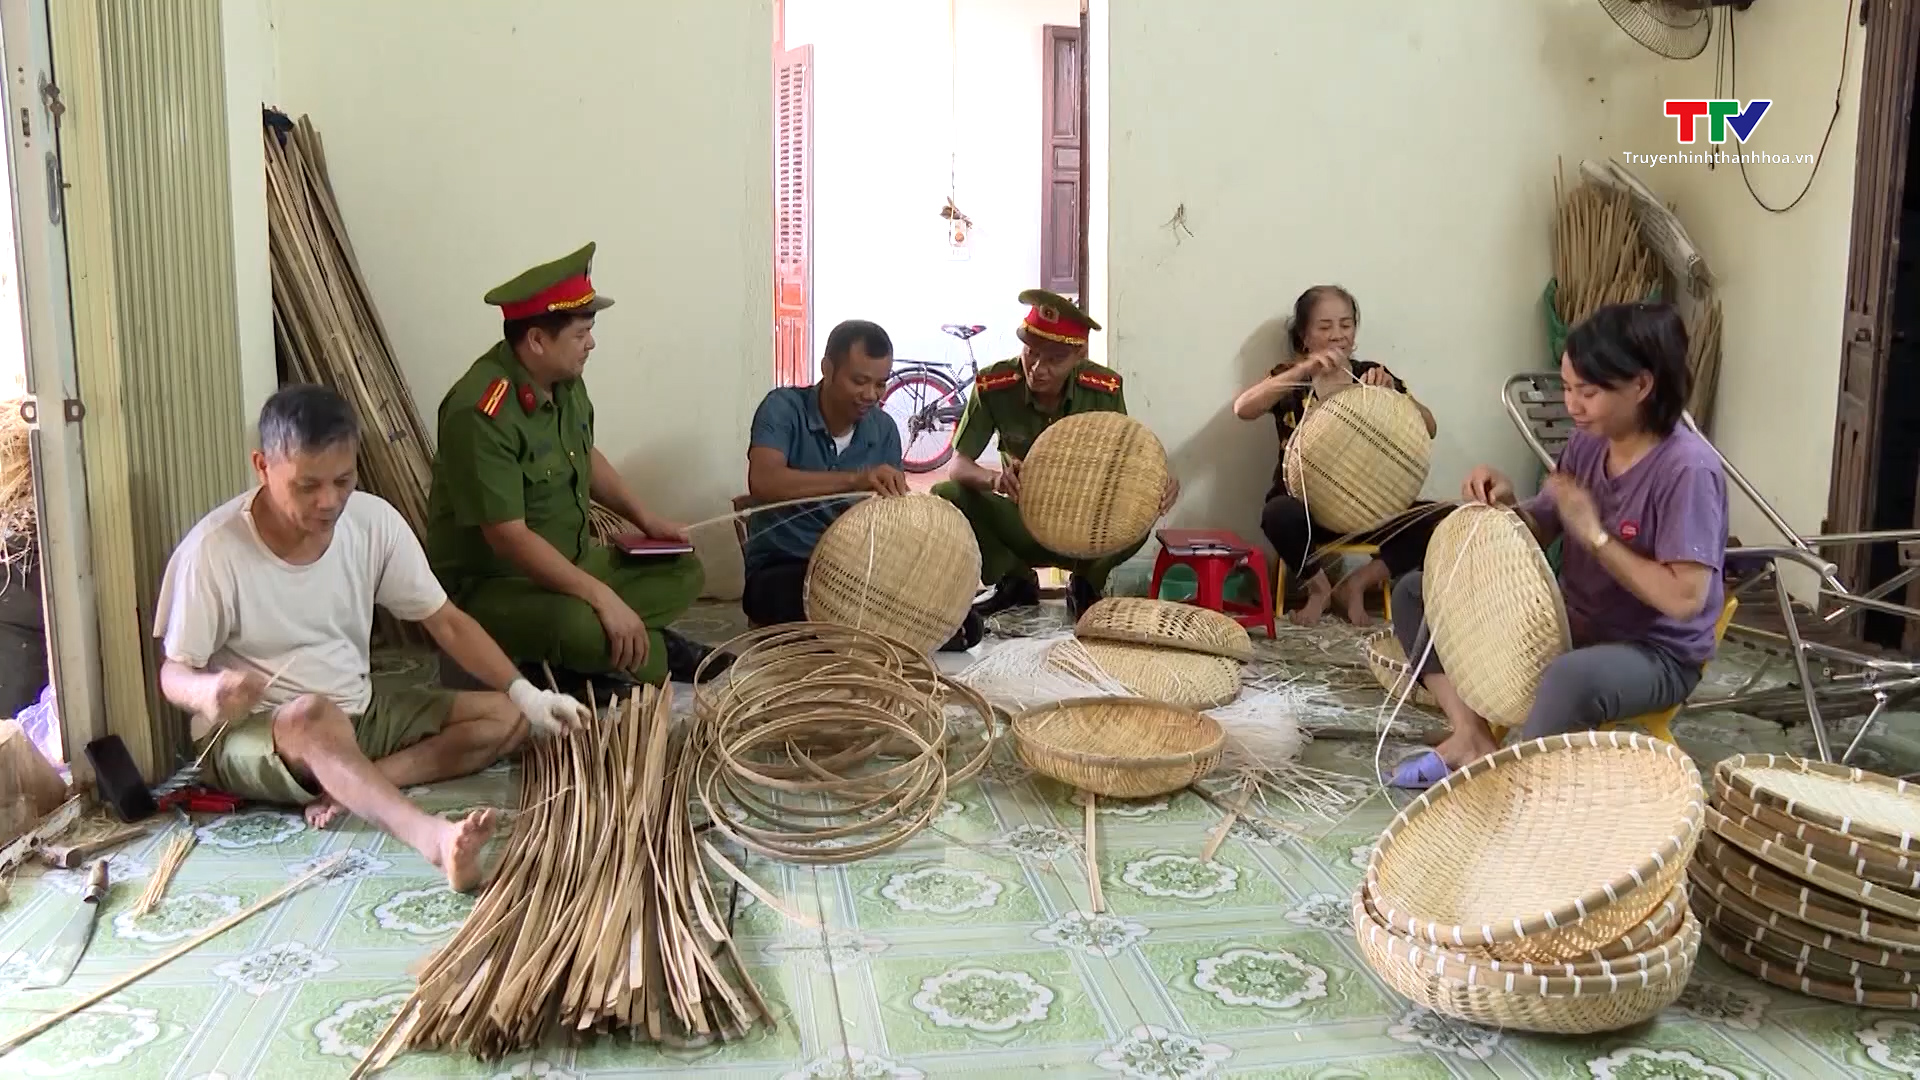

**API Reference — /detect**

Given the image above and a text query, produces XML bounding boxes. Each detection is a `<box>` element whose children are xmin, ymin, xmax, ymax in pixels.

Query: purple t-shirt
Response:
<box><xmin>1520</xmin><ymin>427</ymin><xmax>1727</xmax><ymax>666</ymax></box>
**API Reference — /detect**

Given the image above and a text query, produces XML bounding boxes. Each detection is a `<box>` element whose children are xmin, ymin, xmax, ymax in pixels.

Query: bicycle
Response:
<box><xmin>880</xmin><ymin>323</ymin><xmax>989</xmax><ymax>473</ymax></box>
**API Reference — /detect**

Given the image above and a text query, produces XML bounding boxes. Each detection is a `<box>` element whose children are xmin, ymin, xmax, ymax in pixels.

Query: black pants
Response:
<box><xmin>1259</xmin><ymin>493</ymin><xmax>1450</xmax><ymax>582</ymax></box>
<box><xmin>742</xmin><ymin>557</ymin><xmax>809</xmax><ymax>628</ymax></box>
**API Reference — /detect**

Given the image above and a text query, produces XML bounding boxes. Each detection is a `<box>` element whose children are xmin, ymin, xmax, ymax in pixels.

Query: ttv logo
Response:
<box><xmin>1664</xmin><ymin>100</ymin><xmax>1771</xmax><ymax>145</ymax></box>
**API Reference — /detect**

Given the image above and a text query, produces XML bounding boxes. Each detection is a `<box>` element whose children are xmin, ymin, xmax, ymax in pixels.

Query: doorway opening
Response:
<box><xmin>772</xmin><ymin>0</ymin><xmax>1097</xmax><ymax>493</ymax></box>
<box><xmin>0</xmin><ymin>19</ymin><xmax>58</xmax><ymax>765</ymax></box>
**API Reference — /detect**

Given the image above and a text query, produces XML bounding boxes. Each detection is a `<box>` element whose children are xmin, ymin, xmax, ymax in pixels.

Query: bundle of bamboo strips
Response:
<box><xmin>1552</xmin><ymin>162</ymin><xmax>1660</xmax><ymax>328</ymax></box>
<box><xmin>355</xmin><ymin>685</ymin><xmax>771</xmax><ymax>1070</ymax></box>
<box><xmin>264</xmin><ymin>110</ymin><xmax>435</xmax><ymax>531</ymax></box>
<box><xmin>134</xmin><ymin>828</ymin><xmax>194</xmax><ymax>917</ymax></box>
<box><xmin>1685</xmin><ymin>297</ymin><xmax>1723</xmax><ymax>429</ymax></box>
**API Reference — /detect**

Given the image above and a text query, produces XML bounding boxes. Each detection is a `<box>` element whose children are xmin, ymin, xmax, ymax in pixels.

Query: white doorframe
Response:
<box><xmin>1</xmin><ymin>0</ymin><xmax>104</xmax><ymax>766</ymax></box>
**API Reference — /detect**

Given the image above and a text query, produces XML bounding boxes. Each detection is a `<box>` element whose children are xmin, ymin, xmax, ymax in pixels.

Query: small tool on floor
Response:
<box><xmin>22</xmin><ymin>860</ymin><xmax>107</xmax><ymax>988</ymax></box>
<box><xmin>156</xmin><ymin>787</ymin><xmax>243</xmax><ymax>815</ymax></box>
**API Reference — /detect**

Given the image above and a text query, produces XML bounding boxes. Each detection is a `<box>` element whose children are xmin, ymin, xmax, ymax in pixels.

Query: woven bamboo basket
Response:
<box><xmin>1697</xmin><ymin>831</ymin><xmax>1920</xmax><ymax>951</ymax></box>
<box><xmin>1691</xmin><ymin>888</ymin><xmax>1920</xmax><ymax>989</ymax></box>
<box><xmin>804</xmin><ymin>493</ymin><xmax>981</xmax><ymax>655</ymax></box>
<box><xmin>1421</xmin><ymin>503</ymin><xmax>1569</xmax><ymax>730</ymax></box>
<box><xmin>1716</xmin><ymin>753</ymin><xmax>1920</xmax><ymax>855</ymax></box>
<box><xmin>1018</xmin><ymin>412</ymin><xmax>1169</xmax><ymax>559</ymax></box>
<box><xmin>1703</xmin><ymin>924</ymin><xmax>1920</xmax><ymax>1009</ymax></box>
<box><xmin>1280</xmin><ymin>385</ymin><xmax>1431</xmax><ymax>534</ymax></box>
<box><xmin>1075</xmin><ymin>597</ymin><xmax>1253</xmax><ymax>661</ymax></box>
<box><xmin>1362</xmin><ymin>630</ymin><xmax>1438</xmax><ymax>708</ymax></box>
<box><xmin>1356</xmin><ymin>884</ymin><xmax>1695</xmax><ymax>982</ymax></box>
<box><xmin>1706</xmin><ymin>804</ymin><xmax>1920</xmax><ymax>921</ymax></box>
<box><xmin>1071</xmin><ymin>639</ymin><xmax>1241</xmax><ymax>710</ymax></box>
<box><xmin>1687</xmin><ymin>855</ymin><xmax>1920</xmax><ymax>972</ymax></box>
<box><xmin>1352</xmin><ymin>890</ymin><xmax>1696</xmax><ymax>1032</ymax></box>
<box><xmin>1010</xmin><ymin>696</ymin><xmax>1224</xmax><ymax>798</ymax></box>
<box><xmin>1365</xmin><ymin>731</ymin><xmax>1704</xmax><ymax>963</ymax></box>
<box><xmin>1713</xmin><ymin>779</ymin><xmax>1920</xmax><ymax>891</ymax></box>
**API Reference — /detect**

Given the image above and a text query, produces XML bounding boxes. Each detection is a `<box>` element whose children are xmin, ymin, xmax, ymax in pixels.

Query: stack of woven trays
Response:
<box><xmin>1353</xmin><ymin>731</ymin><xmax>1706</xmax><ymax>1033</ymax></box>
<box><xmin>1691</xmin><ymin>754</ymin><xmax>1920</xmax><ymax>1009</ymax></box>
<box><xmin>1065</xmin><ymin>597</ymin><xmax>1251</xmax><ymax>709</ymax></box>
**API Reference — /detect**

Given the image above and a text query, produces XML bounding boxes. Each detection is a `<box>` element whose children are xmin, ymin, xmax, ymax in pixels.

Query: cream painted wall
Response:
<box><xmin>1589</xmin><ymin>2</ymin><xmax>1865</xmax><ymax>581</ymax></box>
<box><xmin>271</xmin><ymin>0</ymin><xmax>774</xmax><ymax>598</ymax></box>
<box><xmin>784</xmin><ymin>0</ymin><xmax>1080</xmax><ymax>373</ymax></box>
<box><xmin>220</xmin><ymin>0</ymin><xmax>276</xmax><ymax>432</ymax></box>
<box><xmin>1102</xmin><ymin>0</ymin><xmax>1615</xmax><ymax>546</ymax></box>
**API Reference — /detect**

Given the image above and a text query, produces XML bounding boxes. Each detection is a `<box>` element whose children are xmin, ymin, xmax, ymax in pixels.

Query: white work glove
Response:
<box><xmin>507</xmin><ymin>678</ymin><xmax>591</xmax><ymax>738</ymax></box>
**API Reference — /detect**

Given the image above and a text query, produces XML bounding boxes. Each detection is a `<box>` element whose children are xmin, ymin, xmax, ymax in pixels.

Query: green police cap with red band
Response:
<box><xmin>485</xmin><ymin>242</ymin><xmax>616</xmax><ymax>321</ymax></box>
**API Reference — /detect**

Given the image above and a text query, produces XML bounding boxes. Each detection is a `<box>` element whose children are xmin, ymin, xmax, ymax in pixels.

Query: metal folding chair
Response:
<box><xmin>1502</xmin><ymin>373</ymin><xmax>1920</xmax><ymax>764</ymax></box>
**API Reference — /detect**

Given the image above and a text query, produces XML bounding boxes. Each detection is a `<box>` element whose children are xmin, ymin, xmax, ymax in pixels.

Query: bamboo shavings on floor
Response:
<box><xmin>1552</xmin><ymin>162</ymin><xmax>1660</xmax><ymax>328</ymax></box>
<box><xmin>361</xmin><ymin>686</ymin><xmax>772</xmax><ymax>1068</ymax></box>
<box><xmin>134</xmin><ymin>827</ymin><xmax>194</xmax><ymax>917</ymax></box>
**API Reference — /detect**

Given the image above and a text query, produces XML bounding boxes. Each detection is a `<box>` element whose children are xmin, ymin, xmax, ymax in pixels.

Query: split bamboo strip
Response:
<box><xmin>367</xmin><ymin>685</ymin><xmax>773</xmax><ymax>1066</ymax></box>
<box><xmin>1553</xmin><ymin>162</ymin><xmax>1659</xmax><ymax>329</ymax></box>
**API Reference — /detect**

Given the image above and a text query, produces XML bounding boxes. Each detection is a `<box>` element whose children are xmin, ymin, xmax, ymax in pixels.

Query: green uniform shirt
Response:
<box><xmin>426</xmin><ymin>341</ymin><xmax>597</xmax><ymax>589</ymax></box>
<box><xmin>952</xmin><ymin>359</ymin><xmax>1128</xmax><ymax>462</ymax></box>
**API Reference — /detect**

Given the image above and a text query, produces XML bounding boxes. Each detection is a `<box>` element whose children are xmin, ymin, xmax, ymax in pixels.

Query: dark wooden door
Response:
<box><xmin>1826</xmin><ymin>0</ymin><xmax>1920</xmax><ymax>595</ymax></box>
<box><xmin>773</xmin><ymin>43</ymin><xmax>814</xmax><ymax>388</ymax></box>
<box><xmin>1040</xmin><ymin>25</ymin><xmax>1082</xmax><ymax>298</ymax></box>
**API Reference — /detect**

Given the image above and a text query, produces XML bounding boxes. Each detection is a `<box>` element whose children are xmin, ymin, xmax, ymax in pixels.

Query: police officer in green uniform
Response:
<box><xmin>426</xmin><ymin>243</ymin><xmax>718</xmax><ymax>687</ymax></box>
<box><xmin>933</xmin><ymin>289</ymin><xmax>1179</xmax><ymax>618</ymax></box>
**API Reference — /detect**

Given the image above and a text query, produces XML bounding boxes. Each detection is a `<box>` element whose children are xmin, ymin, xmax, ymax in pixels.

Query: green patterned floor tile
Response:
<box><xmin>844</xmin><ymin>849</ymin><xmax>1047</xmax><ymax>933</ymax></box>
<box><xmin>1497</xmin><ymin>1018</ymin><xmax>1780</xmax><ymax>1080</ymax></box>
<box><xmin>1773</xmin><ymin>1002</ymin><xmax>1920</xmax><ymax>1077</ymax></box>
<box><xmin>1033</xmin><ymin>781</ymin><xmax>1223</xmax><ymax>831</ymax></box>
<box><xmin>1099</xmin><ymin>845</ymin><xmax>1296</xmax><ymax>916</ymax></box>
<box><xmin>571</xmin><ymin>965</ymin><xmax>805</xmax><ymax>1073</ymax></box>
<box><xmin>1138</xmin><ymin>929</ymin><xmax>1392</xmax><ymax>1035</ymax></box>
<box><xmin>870</xmin><ymin>948</ymin><xmax>1107</xmax><ymax>1055</ymax></box>
<box><xmin>329</xmin><ymin>874</ymin><xmax>475</xmax><ymax>949</ymax></box>
<box><xmin>0</xmin><ymin>985</ymin><xmax>223</xmax><ymax>1079</ymax></box>
<box><xmin>1227</xmin><ymin>1050</ymin><xmax>1459</xmax><ymax>1079</ymax></box>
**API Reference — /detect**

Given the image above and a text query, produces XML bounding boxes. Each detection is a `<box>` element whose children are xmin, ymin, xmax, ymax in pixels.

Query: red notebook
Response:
<box><xmin>613</xmin><ymin>533</ymin><xmax>695</xmax><ymax>557</ymax></box>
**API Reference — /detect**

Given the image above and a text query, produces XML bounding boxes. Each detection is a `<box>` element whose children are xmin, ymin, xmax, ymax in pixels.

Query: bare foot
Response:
<box><xmin>431</xmin><ymin>808</ymin><xmax>498</xmax><ymax>893</ymax></box>
<box><xmin>1332</xmin><ymin>585</ymin><xmax>1373</xmax><ymax>627</ymax></box>
<box><xmin>303</xmin><ymin>795</ymin><xmax>346</xmax><ymax>830</ymax></box>
<box><xmin>1435</xmin><ymin>730</ymin><xmax>1501</xmax><ymax>769</ymax></box>
<box><xmin>1290</xmin><ymin>574</ymin><xmax>1332</xmax><ymax>627</ymax></box>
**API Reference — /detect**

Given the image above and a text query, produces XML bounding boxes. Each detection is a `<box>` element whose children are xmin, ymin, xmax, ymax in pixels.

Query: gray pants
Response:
<box><xmin>1390</xmin><ymin>570</ymin><xmax>1700</xmax><ymax>740</ymax></box>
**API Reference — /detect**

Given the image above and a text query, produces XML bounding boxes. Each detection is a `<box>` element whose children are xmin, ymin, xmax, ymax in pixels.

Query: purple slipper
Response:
<box><xmin>1388</xmin><ymin>751</ymin><xmax>1451</xmax><ymax>790</ymax></box>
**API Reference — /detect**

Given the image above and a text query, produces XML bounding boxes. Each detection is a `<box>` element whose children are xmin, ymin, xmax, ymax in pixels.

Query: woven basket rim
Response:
<box><xmin>1691</xmin><ymin>888</ymin><xmax>1920</xmax><ymax>987</ymax></box>
<box><xmin>1698</xmin><ymin>832</ymin><xmax>1920</xmax><ymax>950</ymax></box>
<box><xmin>1364</xmin><ymin>730</ymin><xmax>1704</xmax><ymax>949</ymax></box>
<box><xmin>1422</xmin><ymin>503</ymin><xmax>1573</xmax><ymax>727</ymax></box>
<box><xmin>1706</xmin><ymin>803</ymin><xmax>1920</xmax><ymax>922</ymax></box>
<box><xmin>1703</xmin><ymin>923</ymin><xmax>1920</xmax><ymax>1009</ymax></box>
<box><xmin>1010</xmin><ymin>695</ymin><xmax>1225</xmax><ymax>771</ymax></box>
<box><xmin>1074</xmin><ymin>598</ymin><xmax>1254</xmax><ymax>661</ymax></box>
<box><xmin>1716</xmin><ymin>753</ymin><xmax>1920</xmax><ymax>855</ymax></box>
<box><xmin>1351</xmin><ymin>890</ymin><xmax>1698</xmax><ymax>998</ymax></box>
<box><xmin>1687</xmin><ymin>856</ymin><xmax>1920</xmax><ymax>971</ymax></box>
<box><xmin>1714</xmin><ymin>780</ymin><xmax>1920</xmax><ymax>889</ymax></box>
<box><xmin>1363</xmin><ymin>629</ymin><xmax>1438</xmax><ymax>708</ymax></box>
<box><xmin>1075</xmin><ymin>640</ymin><xmax>1243</xmax><ymax>710</ymax></box>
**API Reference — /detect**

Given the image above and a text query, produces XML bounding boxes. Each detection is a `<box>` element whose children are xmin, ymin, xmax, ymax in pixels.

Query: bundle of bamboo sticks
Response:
<box><xmin>134</xmin><ymin>827</ymin><xmax>194</xmax><ymax>917</ymax></box>
<box><xmin>1685</xmin><ymin>296</ymin><xmax>1724</xmax><ymax>429</ymax></box>
<box><xmin>354</xmin><ymin>685</ymin><xmax>770</xmax><ymax>1070</ymax></box>
<box><xmin>1552</xmin><ymin>164</ymin><xmax>1660</xmax><ymax>328</ymax></box>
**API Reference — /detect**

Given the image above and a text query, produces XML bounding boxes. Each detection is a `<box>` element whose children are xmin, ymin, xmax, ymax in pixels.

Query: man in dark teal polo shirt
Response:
<box><xmin>742</xmin><ymin>320</ymin><xmax>983</xmax><ymax>651</ymax></box>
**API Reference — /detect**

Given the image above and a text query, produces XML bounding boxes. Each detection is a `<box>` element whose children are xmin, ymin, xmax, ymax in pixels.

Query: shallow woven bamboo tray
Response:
<box><xmin>1688</xmin><ymin>851</ymin><xmax>1920</xmax><ymax>971</ymax></box>
<box><xmin>1019</xmin><ymin>412</ymin><xmax>1169</xmax><ymax>559</ymax></box>
<box><xmin>1715</xmin><ymin>780</ymin><xmax>1920</xmax><ymax>890</ymax></box>
<box><xmin>1071</xmin><ymin>640</ymin><xmax>1241</xmax><ymax>710</ymax></box>
<box><xmin>1706</xmin><ymin>804</ymin><xmax>1920</xmax><ymax>921</ymax></box>
<box><xmin>1280</xmin><ymin>385</ymin><xmax>1431</xmax><ymax>534</ymax></box>
<box><xmin>1075</xmin><ymin>597</ymin><xmax>1253</xmax><ymax>661</ymax></box>
<box><xmin>1716</xmin><ymin>753</ymin><xmax>1920</xmax><ymax>855</ymax></box>
<box><xmin>1365</xmin><ymin>731</ymin><xmax>1703</xmax><ymax>962</ymax></box>
<box><xmin>1698</xmin><ymin>832</ymin><xmax>1920</xmax><ymax>951</ymax></box>
<box><xmin>1692</xmin><ymin>890</ymin><xmax>1920</xmax><ymax>988</ymax></box>
<box><xmin>1703</xmin><ymin>924</ymin><xmax>1920</xmax><ymax>1009</ymax></box>
<box><xmin>804</xmin><ymin>493</ymin><xmax>981</xmax><ymax>654</ymax></box>
<box><xmin>1420</xmin><ymin>504</ymin><xmax>1569</xmax><ymax>730</ymax></box>
<box><xmin>1354</xmin><ymin>890</ymin><xmax>1695</xmax><ymax>1032</ymax></box>
<box><xmin>1356</xmin><ymin>884</ymin><xmax>1694</xmax><ymax>983</ymax></box>
<box><xmin>1010</xmin><ymin>696</ymin><xmax>1224</xmax><ymax>799</ymax></box>
<box><xmin>1363</xmin><ymin>630</ymin><xmax>1438</xmax><ymax>708</ymax></box>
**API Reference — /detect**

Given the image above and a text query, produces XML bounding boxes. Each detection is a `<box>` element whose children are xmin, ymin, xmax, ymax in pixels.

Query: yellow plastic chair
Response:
<box><xmin>1273</xmin><ymin>543</ymin><xmax>1392</xmax><ymax>622</ymax></box>
<box><xmin>1488</xmin><ymin>596</ymin><xmax>1739</xmax><ymax>745</ymax></box>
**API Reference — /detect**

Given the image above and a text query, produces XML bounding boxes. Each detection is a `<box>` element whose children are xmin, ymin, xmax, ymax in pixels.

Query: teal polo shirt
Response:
<box><xmin>744</xmin><ymin>385</ymin><xmax>903</xmax><ymax>572</ymax></box>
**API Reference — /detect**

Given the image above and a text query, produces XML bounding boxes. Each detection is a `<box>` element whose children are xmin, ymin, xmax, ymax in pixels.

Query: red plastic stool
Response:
<box><xmin>1148</xmin><ymin>528</ymin><xmax>1277</xmax><ymax>638</ymax></box>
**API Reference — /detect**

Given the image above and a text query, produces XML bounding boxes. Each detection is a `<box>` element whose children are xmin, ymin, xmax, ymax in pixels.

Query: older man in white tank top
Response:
<box><xmin>153</xmin><ymin>385</ymin><xmax>590</xmax><ymax>891</ymax></box>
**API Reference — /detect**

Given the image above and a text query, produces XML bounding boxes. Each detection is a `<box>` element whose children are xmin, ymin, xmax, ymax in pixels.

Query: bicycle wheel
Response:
<box><xmin>881</xmin><ymin>368</ymin><xmax>962</xmax><ymax>473</ymax></box>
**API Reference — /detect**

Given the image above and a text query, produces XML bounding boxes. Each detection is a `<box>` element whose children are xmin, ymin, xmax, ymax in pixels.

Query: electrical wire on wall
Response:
<box><xmin>1710</xmin><ymin>0</ymin><xmax>1857</xmax><ymax>213</ymax></box>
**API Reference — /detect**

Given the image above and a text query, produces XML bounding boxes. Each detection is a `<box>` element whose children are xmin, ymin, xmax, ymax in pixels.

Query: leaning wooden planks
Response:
<box><xmin>264</xmin><ymin>111</ymin><xmax>435</xmax><ymax>534</ymax></box>
<box><xmin>354</xmin><ymin>685</ymin><xmax>772</xmax><ymax>1071</ymax></box>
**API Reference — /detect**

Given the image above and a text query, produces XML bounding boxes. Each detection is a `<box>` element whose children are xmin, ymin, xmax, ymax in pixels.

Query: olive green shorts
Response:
<box><xmin>203</xmin><ymin>687</ymin><xmax>456</xmax><ymax>806</ymax></box>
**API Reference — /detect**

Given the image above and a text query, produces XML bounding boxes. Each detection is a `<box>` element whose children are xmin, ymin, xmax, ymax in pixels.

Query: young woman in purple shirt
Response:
<box><xmin>1388</xmin><ymin>302</ymin><xmax>1729</xmax><ymax>789</ymax></box>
